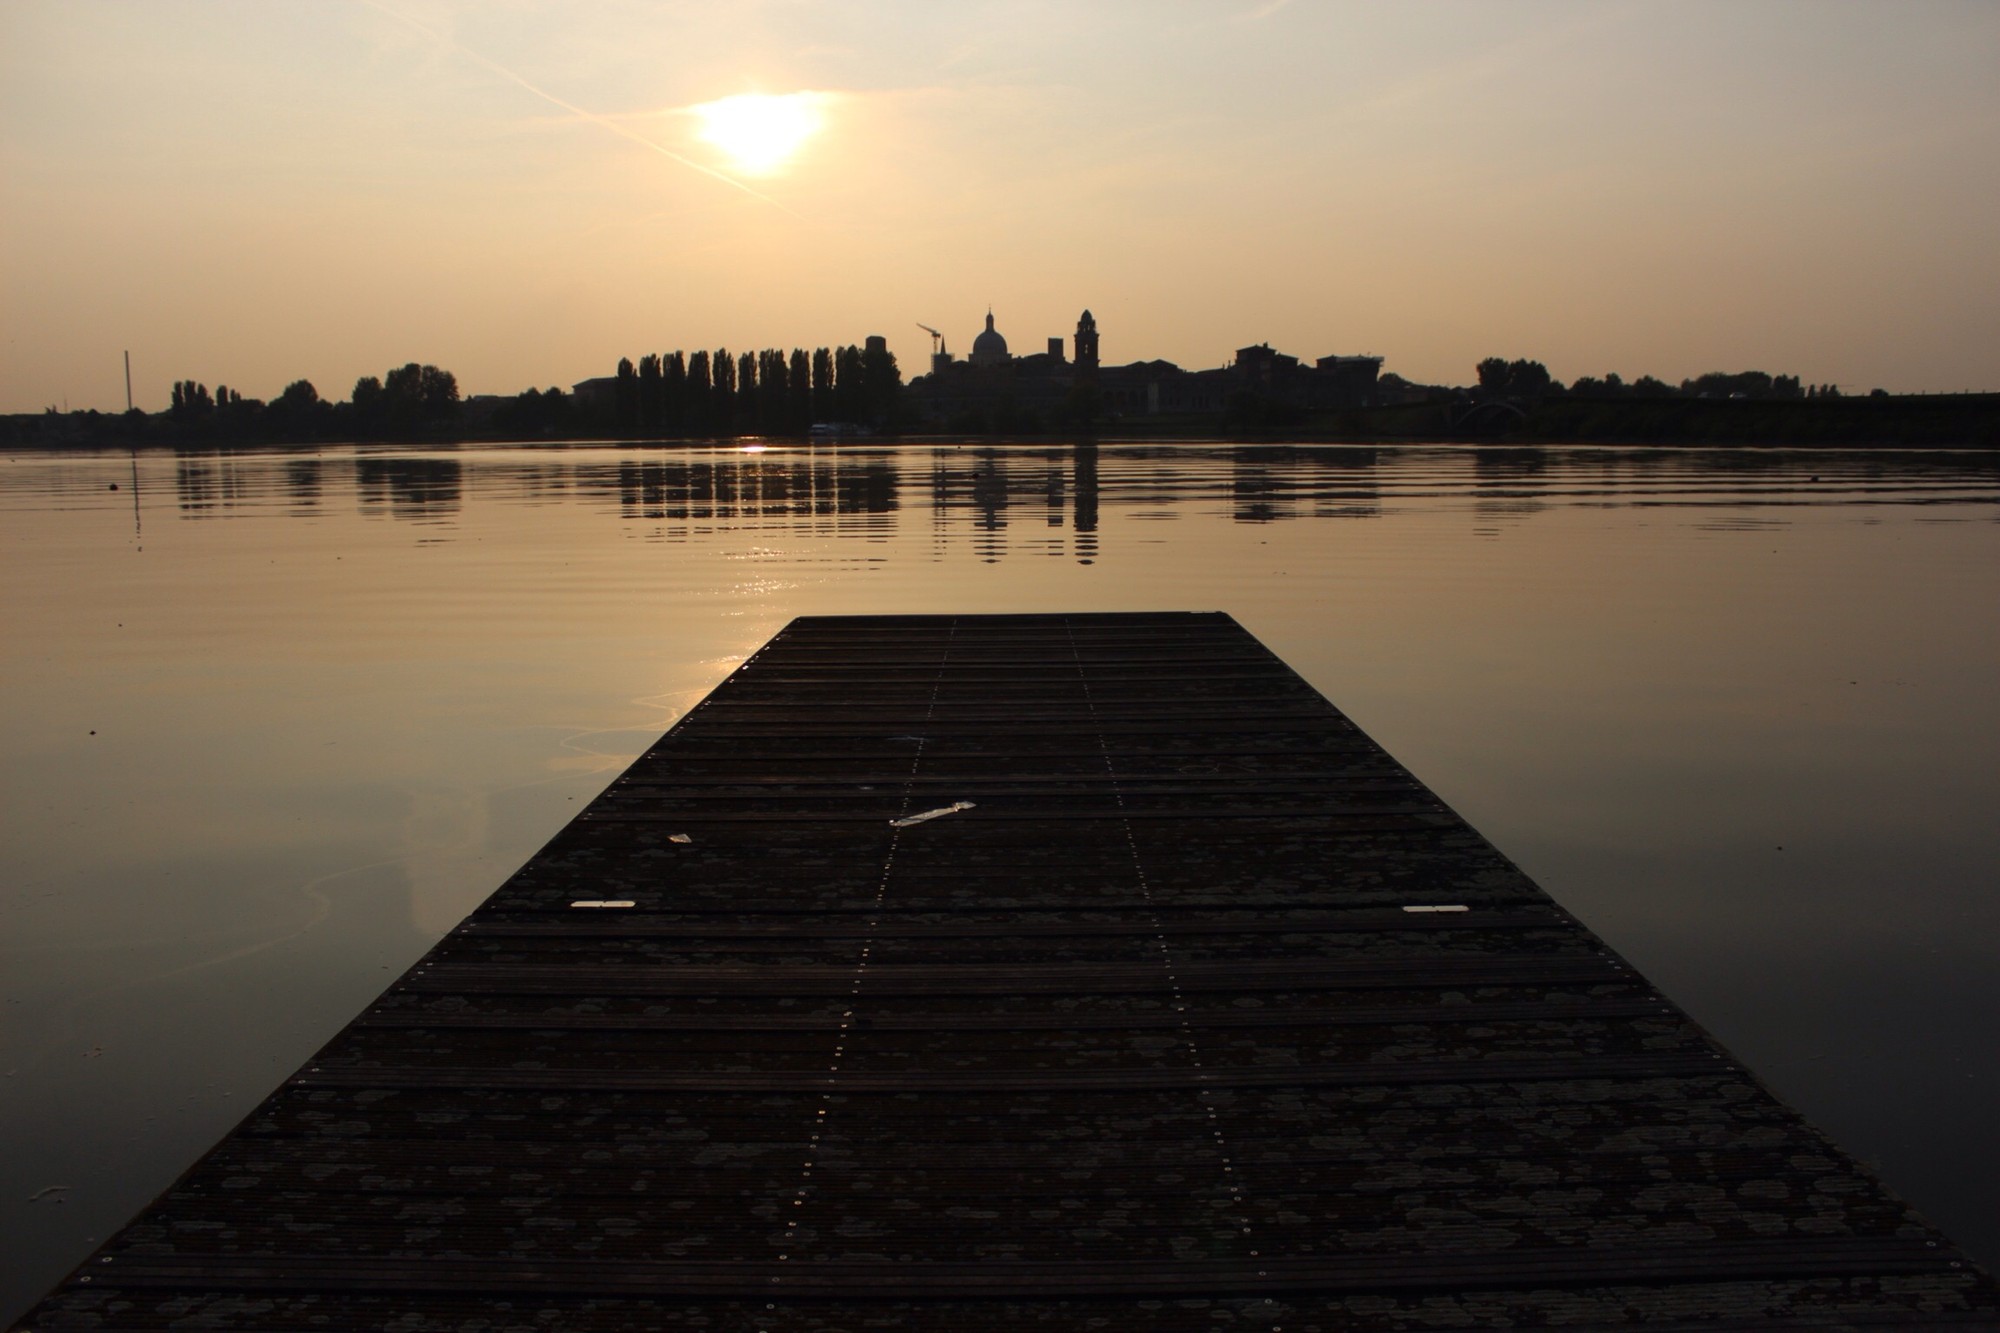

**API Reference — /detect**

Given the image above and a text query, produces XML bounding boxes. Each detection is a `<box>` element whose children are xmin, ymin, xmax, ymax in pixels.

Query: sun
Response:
<box><xmin>690</xmin><ymin>92</ymin><xmax>826</xmax><ymax>177</ymax></box>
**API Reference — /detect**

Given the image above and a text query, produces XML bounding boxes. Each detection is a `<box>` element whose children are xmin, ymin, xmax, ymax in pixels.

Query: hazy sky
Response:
<box><xmin>4</xmin><ymin>0</ymin><xmax>1998</xmax><ymax>413</ymax></box>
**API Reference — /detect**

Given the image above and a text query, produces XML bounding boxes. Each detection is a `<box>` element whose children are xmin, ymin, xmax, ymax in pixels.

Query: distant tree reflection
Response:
<box><xmin>285</xmin><ymin>457</ymin><xmax>322</xmax><ymax>510</ymax></box>
<box><xmin>356</xmin><ymin>456</ymin><xmax>462</xmax><ymax>521</ymax></box>
<box><xmin>152</xmin><ymin>440</ymin><xmax>1976</xmax><ymax>561</ymax></box>
<box><xmin>1230</xmin><ymin>445</ymin><xmax>1380</xmax><ymax>523</ymax></box>
<box><xmin>604</xmin><ymin>455</ymin><xmax>900</xmax><ymax>527</ymax></box>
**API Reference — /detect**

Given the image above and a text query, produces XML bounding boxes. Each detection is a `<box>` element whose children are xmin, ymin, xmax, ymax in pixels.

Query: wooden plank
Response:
<box><xmin>454</xmin><ymin>907</ymin><xmax>1547</xmax><ymax>936</ymax></box>
<box><xmin>395</xmin><ymin>954</ymin><xmax>1629</xmax><ymax>994</ymax></box>
<box><xmin>292</xmin><ymin>1051</ymin><xmax>1731</xmax><ymax>1092</ymax></box>
<box><xmin>355</xmin><ymin>995</ymin><xmax>1671</xmax><ymax>1030</ymax></box>
<box><xmin>77</xmin><ymin>1237</ymin><xmax>1967</xmax><ymax>1298</ymax></box>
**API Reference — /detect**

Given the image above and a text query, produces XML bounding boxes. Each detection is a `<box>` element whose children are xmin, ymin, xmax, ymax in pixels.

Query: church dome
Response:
<box><xmin>969</xmin><ymin>311</ymin><xmax>1010</xmax><ymax>366</ymax></box>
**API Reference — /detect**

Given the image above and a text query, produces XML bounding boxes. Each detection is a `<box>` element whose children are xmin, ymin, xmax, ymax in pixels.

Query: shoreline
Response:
<box><xmin>9</xmin><ymin>391</ymin><xmax>1998</xmax><ymax>452</ymax></box>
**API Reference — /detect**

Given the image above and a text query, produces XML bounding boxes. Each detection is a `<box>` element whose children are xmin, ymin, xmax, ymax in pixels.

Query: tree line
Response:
<box><xmin>155</xmin><ymin>362</ymin><xmax>460</xmax><ymax>441</ymax></box>
<box><xmin>606</xmin><ymin>342</ymin><xmax>901</xmax><ymax>436</ymax></box>
<box><xmin>97</xmin><ymin>339</ymin><xmax>906</xmax><ymax>444</ymax></box>
<box><xmin>135</xmin><ymin>339</ymin><xmax>906</xmax><ymax>443</ymax></box>
<box><xmin>1476</xmin><ymin>358</ymin><xmax>1865</xmax><ymax>401</ymax></box>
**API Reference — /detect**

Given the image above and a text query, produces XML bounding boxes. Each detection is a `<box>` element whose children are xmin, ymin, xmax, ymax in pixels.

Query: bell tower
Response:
<box><xmin>1074</xmin><ymin>309</ymin><xmax>1099</xmax><ymax>378</ymax></box>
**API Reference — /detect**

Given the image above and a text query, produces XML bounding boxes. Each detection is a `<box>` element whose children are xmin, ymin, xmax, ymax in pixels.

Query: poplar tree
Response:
<box><xmin>861</xmin><ymin>339</ymin><xmax>901</xmax><ymax>423</ymax></box>
<box><xmin>615</xmin><ymin>357</ymin><xmax>638</xmax><ymax>431</ymax></box>
<box><xmin>687</xmin><ymin>350</ymin><xmax>712</xmax><ymax>433</ymax></box>
<box><xmin>638</xmin><ymin>354</ymin><xmax>663</xmax><ymax>432</ymax></box>
<box><xmin>606</xmin><ymin>334</ymin><xmax>901</xmax><ymax>436</ymax></box>
<box><xmin>788</xmin><ymin>348</ymin><xmax>812</xmax><ymax>434</ymax></box>
<box><xmin>711</xmin><ymin>348</ymin><xmax>735</xmax><ymax>434</ymax></box>
<box><xmin>171</xmin><ymin>380</ymin><xmax>216</xmax><ymax>420</ymax></box>
<box><xmin>737</xmin><ymin>351</ymin><xmax>757</xmax><ymax>433</ymax></box>
<box><xmin>759</xmin><ymin>349</ymin><xmax>788</xmax><ymax>432</ymax></box>
<box><xmin>663</xmin><ymin>351</ymin><xmax>688</xmax><ymax>435</ymax></box>
<box><xmin>834</xmin><ymin>344</ymin><xmax>865</xmax><ymax>423</ymax></box>
<box><xmin>811</xmin><ymin>348</ymin><xmax>834</xmax><ymax>423</ymax></box>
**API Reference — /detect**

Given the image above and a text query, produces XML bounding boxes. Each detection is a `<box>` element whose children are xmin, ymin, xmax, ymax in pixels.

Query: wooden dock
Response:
<box><xmin>21</xmin><ymin>613</ymin><xmax>1997</xmax><ymax>1330</ymax></box>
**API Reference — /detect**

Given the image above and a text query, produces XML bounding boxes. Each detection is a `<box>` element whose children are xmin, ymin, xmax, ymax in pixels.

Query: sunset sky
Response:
<box><xmin>4</xmin><ymin>0</ymin><xmax>1997</xmax><ymax>414</ymax></box>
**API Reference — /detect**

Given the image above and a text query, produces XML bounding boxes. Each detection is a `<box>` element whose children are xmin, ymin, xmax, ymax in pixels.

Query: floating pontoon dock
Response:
<box><xmin>22</xmin><ymin>613</ymin><xmax>1997</xmax><ymax>1330</ymax></box>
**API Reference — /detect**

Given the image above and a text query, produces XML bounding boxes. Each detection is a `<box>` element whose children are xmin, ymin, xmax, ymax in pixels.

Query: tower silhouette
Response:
<box><xmin>1074</xmin><ymin>310</ymin><xmax>1099</xmax><ymax>378</ymax></box>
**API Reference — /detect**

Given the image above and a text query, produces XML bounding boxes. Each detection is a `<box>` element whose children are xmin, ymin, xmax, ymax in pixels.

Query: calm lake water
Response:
<box><xmin>3</xmin><ymin>440</ymin><xmax>1998</xmax><ymax>1315</ymax></box>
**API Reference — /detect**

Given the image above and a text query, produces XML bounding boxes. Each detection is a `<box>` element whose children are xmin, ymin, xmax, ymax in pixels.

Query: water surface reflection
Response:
<box><xmin>2</xmin><ymin>441</ymin><xmax>1997</xmax><ymax>1318</ymax></box>
<box><xmin>145</xmin><ymin>439</ymin><xmax>2000</xmax><ymax>537</ymax></box>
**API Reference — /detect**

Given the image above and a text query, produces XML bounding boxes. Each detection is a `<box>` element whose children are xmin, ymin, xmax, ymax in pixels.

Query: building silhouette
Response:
<box><xmin>905</xmin><ymin>309</ymin><xmax>1383</xmax><ymax>429</ymax></box>
<box><xmin>969</xmin><ymin>312</ymin><xmax>1010</xmax><ymax>368</ymax></box>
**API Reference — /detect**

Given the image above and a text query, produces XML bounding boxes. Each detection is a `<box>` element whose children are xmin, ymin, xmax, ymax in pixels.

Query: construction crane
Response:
<box><xmin>916</xmin><ymin>323</ymin><xmax>945</xmax><ymax>367</ymax></box>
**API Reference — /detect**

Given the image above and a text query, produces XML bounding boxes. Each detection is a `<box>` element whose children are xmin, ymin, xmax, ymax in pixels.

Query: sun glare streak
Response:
<box><xmin>354</xmin><ymin>0</ymin><xmax>790</xmax><ymax>212</ymax></box>
<box><xmin>691</xmin><ymin>93</ymin><xmax>828</xmax><ymax>177</ymax></box>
